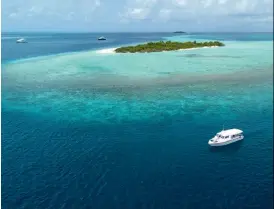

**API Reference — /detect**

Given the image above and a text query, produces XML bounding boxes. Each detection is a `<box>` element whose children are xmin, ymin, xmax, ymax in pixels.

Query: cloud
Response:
<box><xmin>4</xmin><ymin>0</ymin><xmax>101</xmax><ymax>21</ymax></box>
<box><xmin>119</xmin><ymin>0</ymin><xmax>157</xmax><ymax>21</ymax></box>
<box><xmin>173</xmin><ymin>0</ymin><xmax>187</xmax><ymax>7</ymax></box>
<box><xmin>125</xmin><ymin>8</ymin><xmax>149</xmax><ymax>20</ymax></box>
<box><xmin>218</xmin><ymin>0</ymin><xmax>228</xmax><ymax>5</ymax></box>
<box><xmin>201</xmin><ymin>0</ymin><xmax>213</xmax><ymax>8</ymax></box>
<box><xmin>65</xmin><ymin>12</ymin><xmax>75</xmax><ymax>21</ymax></box>
<box><xmin>95</xmin><ymin>0</ymin><xmax>101</xmax><ymax>6</ymax></box>
<box><xmin>120</xmin><ymin>0</ymin><xmax>273</xmax><ymax>26</ymax></box>
<box><xmin>27</xmin><ymin>6</ymin><xmax>44</xmax><ymax>17</ymax></box>
<box><xmin>2</xmin><ymin>0</ymin><xmax>273</xmax><ymax>31</ymax></box>
<box><xmin>29</xmin><ymin>6</ymin><xmax>43</xmax><ymax>13</ymax></box>
<box><xmin>158</xmin><ymin>9</ymin><xmax>171</xmax><ymax>21</ymax></box>
<box><xmin>9</xmin><ymin>13</ymin><xmax>17</xmax><ymax>18</ymax></box>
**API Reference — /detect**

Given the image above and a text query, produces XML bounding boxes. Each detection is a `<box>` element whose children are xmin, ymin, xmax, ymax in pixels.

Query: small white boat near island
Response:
<box><xmin>98</xmin><ymin>36</ymin><xmax>106</xmax><ymax>40</ymax></box>
<box><xmin>208</xmin><ymin>128</ymin><xmax>244</xmax><ymax>147</ymax></box>
<box><xmin>16</xmin><ymin>38</ymin><xmax>27</xmax><ymax>43</ymax></box>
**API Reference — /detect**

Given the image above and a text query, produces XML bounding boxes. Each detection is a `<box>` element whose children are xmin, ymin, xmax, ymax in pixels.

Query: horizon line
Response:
<box><xmin>2</xmin><ymin>31</ymin><xmax>273</xmax><ymax>33</ymax></box>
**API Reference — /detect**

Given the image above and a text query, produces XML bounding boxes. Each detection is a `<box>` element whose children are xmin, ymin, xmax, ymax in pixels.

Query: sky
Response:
<box><xmin>2</xmin><ymin>0</ymin><xmax>273</xmax><ymax>32</ymax></box>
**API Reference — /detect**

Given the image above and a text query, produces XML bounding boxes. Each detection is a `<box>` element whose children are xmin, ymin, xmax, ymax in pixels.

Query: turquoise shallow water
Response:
<box><xmin>2</xmin><ymin>33</ymin><xmax>273</xmax><ymax>208</ymax></box>
<box><xmin>2</xmin><ymin>36</ymin><xmax>273</xmax><ymax>122</ymax></box>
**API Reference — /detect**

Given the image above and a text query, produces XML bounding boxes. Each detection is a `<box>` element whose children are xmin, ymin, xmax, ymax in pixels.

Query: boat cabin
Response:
<box><xmin>215</xmin><ymin>129</ymin><xmax>243</xmax><ymax>139</ymax></box>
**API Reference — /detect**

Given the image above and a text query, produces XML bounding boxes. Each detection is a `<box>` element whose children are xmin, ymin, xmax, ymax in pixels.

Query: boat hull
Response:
<box><xmin>208</xmin><ymin>136</ymin><xmax>244</xmax><ymax>147</ymax></box>
<box><xmin>16</xmin><ymin>40</ymin><xmax>27</xmax><ymax>43</ymax></box>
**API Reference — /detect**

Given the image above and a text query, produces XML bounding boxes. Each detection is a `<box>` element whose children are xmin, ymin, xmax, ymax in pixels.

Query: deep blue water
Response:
<box><xmin>1</xmin><ymin>32</ymin><xmax>273</xmax><ymax>209</ymax></box>
<box><xmin>2</xmin><ymin>107</ymin><xmax>273</xmax><ymax>209</ymax></box>
<box><xmin>1</xmin><ymin>32</ymin><xmax>170</xmax><ymax>62</ymax></box>
<box><xmin>2</xmin><ymin>32</ymin><xmax>273</xmax><ymax>62</ymax></box>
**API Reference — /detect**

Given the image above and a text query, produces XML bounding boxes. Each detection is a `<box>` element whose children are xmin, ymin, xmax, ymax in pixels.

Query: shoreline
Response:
<box><xmin>95</xmin><ymin>47</ymin><xmax>118</xmax><ymax>54</ymax></box>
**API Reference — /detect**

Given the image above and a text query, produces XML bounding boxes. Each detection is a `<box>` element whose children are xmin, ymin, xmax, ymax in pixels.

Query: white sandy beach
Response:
<box><xmin>95</xmin><ymin>47</ymin><xmax>118</xmax><ymax>54</ymax></box>
<box><xmin>178</xmin><ymin>46</ymin><xmax>219</xmax><ymax>51</ymax></box>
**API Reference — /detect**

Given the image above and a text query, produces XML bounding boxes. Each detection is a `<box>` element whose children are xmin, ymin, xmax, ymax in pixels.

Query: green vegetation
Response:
<box><xmin>115</xmin><ymin>41</ymin><xmax>225</xmax><ymax>53</ymax></box>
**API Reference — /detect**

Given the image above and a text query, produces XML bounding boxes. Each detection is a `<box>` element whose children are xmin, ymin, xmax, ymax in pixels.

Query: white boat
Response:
<box><xmin>98</xmin><ymin>36</ymin><xmax>106</xmax><ymax>40</ymax></box>
<box><xmin>16</xmin><ymin>38</ymin><xmax>27</xmax><ymax>43</ymax></box>
<box><xmin>208</xmin><ymin>128</ymin><xmax>244</xmax><ymax>146</ymax></box>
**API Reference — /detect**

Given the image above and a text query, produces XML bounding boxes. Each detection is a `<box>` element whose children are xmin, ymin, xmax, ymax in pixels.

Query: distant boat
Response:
<box><xmin>98</xmin><ymin>36</ymin><xmax>106</xmax><ymax>40</ymax></box>
<box><xmin>208</xmin><ymin>128</ymin><xmax>244</xmax><ymax>146</ymax></box>
<box><xmin>16</xmin><ymin>38</ymin><xmax>27</xmax><ymax>43</ymax></box>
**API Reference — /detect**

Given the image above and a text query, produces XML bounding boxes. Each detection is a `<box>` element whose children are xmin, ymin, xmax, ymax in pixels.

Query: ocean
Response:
<box><xmin>1</xmin><ymin>32</ymin><xmax>273</xmax><ymax>209</ymax></box>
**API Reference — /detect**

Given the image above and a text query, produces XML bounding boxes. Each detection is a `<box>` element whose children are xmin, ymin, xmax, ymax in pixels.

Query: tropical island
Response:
<box><xmin>115</xmin><ymin>40</ymin><xmax>225</xmax><ymax>53</ymax></box>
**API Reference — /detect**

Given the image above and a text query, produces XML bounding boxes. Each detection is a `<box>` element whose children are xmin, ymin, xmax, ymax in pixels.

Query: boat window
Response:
<box><xmin>225</xmin><ymin>136</ymin><xmax>229</xmax><ymax>138</ymax></box>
